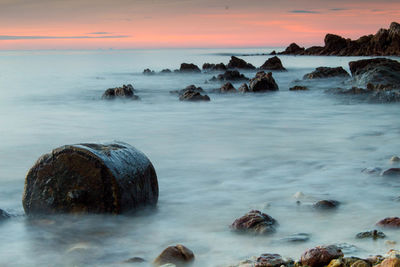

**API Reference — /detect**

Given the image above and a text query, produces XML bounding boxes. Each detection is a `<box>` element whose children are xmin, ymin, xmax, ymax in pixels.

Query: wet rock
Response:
<box><xmin>249</xmin><ymin>71</ymin><xmax>279</xmax><ymax>92</ymax></box>
<box><xmin>290</xmin><ymin>86</ymin><xmax>308</xmax><ymax>91</ymax></box>
<box><xmin>391</xmin><ymin>156</ymin><xmax>400</xmax><ymax>163</ymax></box>
<box><xmin>303</xmin><ymin>67</ymin><xmax>350</xmax><ymax>80</ymax></box>
<box><xmin>22</xmin><ymin>141</ymin><xmax>159</xmax><ymax>215</ymax></box>
<box><xmin>260</xmin><ymin>56</ymin><xmax>286</xmax><ymax>71</ymax></box>
<box><xmin>238</xmin><ymin>83</ymin><xmax>250</xmax><ymax>93</ymax></box>
<box><xmin>362</xmin><ymin>167</ymin><xmax>382</xmax><ymax>175</ymax></box>
<box><xmin>153</xmin><ymin>244</ymin><xmax>194</xmax><ymax>267</ymax></box>
<box><xmin>351</xmin><ymin>260</ymin><xmax>371</xmax><ymax>267</ymax></box>
<box><xmin>143</xmin><ymin>68</ymin><xmax>155</xmax><ymax>75</ymax></box>
<box><xmin>161</xmin><ymin>69</ymin><xmax>172</xmax><ymax>74</ymax></box>
<box><xmin>255</xmin><ymin>254</ymin><xmax>287</xmax><ymax>267</ymax></box>
<box><xmin>231</xmin><ymin>210</ymin><xmax>278</xmax><ymax>234</ymax></box>
<box><xmin>102</xmin><ymin>84</ymin><xmax>139</xmax><ymax>100</ymax></box>
<box><xmin>179</xmin><ymin>63</ymin><xmax>201</xmax><ymax>73</ymax></box>
<box><xmin>170</xmin><ymin>85</ymin><xmax>205</xmax><ymax>96</ymax></box>
<box><xmin>382</xmin><ymin>168</ymin><xmax>400</xmax><ymax>177</ymax></box>
<box><xmin>313</xmin><ymin>200</ymin><xmax>340</xmax><ymax>210</ymax></box>
<box><xmin>0</xmin><ymin>209</ymin><xmax>10</xmax><ymax>220</ymax></box>
<box><xmin>123</xmin><ymin>257</ymin><xmax>146</xmax><ymax>263</ymax></box>
<box><xmin>179</xmin><ymin>89</ymin><xmax>210</xmax><ymax>102</ymax></box>
<box><xmin>283</xmin><ymin>233</ymin><xmax>310</xmax><ymax>243</ymax></box>
<box><xmin>300</xmin><ymin>245</ymin><xmax>344</xmax><ymax>267</ymax></box>
<box><xmin>377</xmin><ymin>217</ymin><xmax>400</xmax><ymax>228</ymax></box>
<box><xmin>218</xmin><ymin>82</ymin><xmax>237</xmax><ymax>93</ymax></box>
<box><xmin>375</xmin><ymin>257</ymin><xmax>400</xmax><ymax>267</ymax></box>
<box><xmin>349</xmin><ymin>58</ymin><xmax>400</xmax><ymax>89</ymax></box>
<box><xmin>227</xmin><ymin>56</ymin><xmax>256</xmax><ymax>70</ymax></box>
<box><xmin>356</xmin><ymin>230</ymin><xmax>386</xmax><ymax>239</ymax></box>
<box><xmin>279</xmin><ymin>43</ymin><xmax>305</xmax><ymax>55</ymax></box>
<box><xmin>202</xmin><ymin>63</ymin><xmax>227</xmax><ymax>71</ymax></box>
<box><xmin>211</xmin><ymin>70</ymin><xmax>249</xmax><ymax>82</ymax></box>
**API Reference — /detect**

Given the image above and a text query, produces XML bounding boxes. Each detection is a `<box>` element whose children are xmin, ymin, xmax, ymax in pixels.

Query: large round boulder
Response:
<box><xmin>22</xmin><ymin>142</ymin><xmax>159</xmax><ymax>215</ymax></box>
<box><xmin>301</xmin><ymin>245</ymin><xmax>344</xmax><ymax>267</ymax></box>
<box><xmin>231</xmin><ymin>210</ymin><xmax>278</xmax><ymax>234</ymax></box>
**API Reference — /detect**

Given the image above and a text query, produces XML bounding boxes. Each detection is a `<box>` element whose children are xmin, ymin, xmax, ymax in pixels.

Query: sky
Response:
<box><xmin>0</xmin><ymin>0</ymin><xmax>399</xmax><ymax>50</ymax></box>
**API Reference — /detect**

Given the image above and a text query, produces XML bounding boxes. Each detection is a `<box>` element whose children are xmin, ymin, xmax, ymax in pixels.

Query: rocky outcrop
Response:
<box><xmin>143</xmin><ymin>68</ymin><xmax>155</xmax><ymax>75</ymax></box>
<box><xmin>102</xmin><ymin>84</ymin><xmax>139</xmax><ymax>100</ymax></box>
<box><xmin>278</xmin><ymin>43</ymin><xmax>305</xmax><ymax>55</ymax></box>
<box><xmin>22</xmin><ymin>142</ymin><xmax>159</xmax><ymax>215</ymax></box>
<box><xmin>210</xmin><ymin>70</ymin><xmax>249</xmax><ymax>82</ymax></box>
<box><xmin>218</xmin><ymin>82</ymin><xmax>237</xmax><ymax>93</ymax></box>
<box><xmin>278</xmin><ymin>22</ymin><xmax>400</xmax><ymax>56</ymax></box>
<box><xmin>238</xmin><ymin>83</ymin><xmax>250</xmax><ymax>93</ymax></box>
<box><xmin>249</xmin><ymin>71</ymin><xmax>279</xmax><ymax>92</ymax></box>
<box><xmin>179</xmin><ymin>63</ymin><xmax>201</xmax><ymax>73</ymax></box>
<box><xmin>301</xmin><ymin>245</ymin><xmax>344</xmax><ymax>267</ymax></box>
<box><xmin>290</xmin><ymin>86</ymin><xmax>308</xmax><ymax>91</ymax></box>
<box><xmin>349</xmin><ymin>58</ymin><xmax>400</xmax><ymax>90</ymax></box>
<box><xmin>202</xmin><ymin>63</ymin><xmax>227</xmax><ymax>71</ymax></box>
<box><xmin>153</xmin><ymin>244</ymin><xmax>194</xmax><ymax>267</ymax></box>
<box><xmin>231</xmin><ymin>210</ymin><xmax>278</xmax><ymax>234</ymax></box>
<box><xmin>303</xmin><ymin>67</ymin><xmax>350</xmax><ymax>79</ymax></box>
<box><xmin>0</xmin><ymin>209</ymin><xmax>10</xmax><ymax>220</ymax></box>
<box><xmin>227</xmin><ymin>56</ymin><xmax>256</xmax><ymax>70</ymax></box>
<box><xmin>179</xmin><ymin>89</ymin><xmax>210</xmax><ymax>102</ymax></box>
<box><xmin>260</xmin><ymin>56</ymin><xmax>286</xmax><ymax>71</ymax></box>
<box><xmin>377</xmin><ymin>217</ymin><xmax>400</xmax><ymax>228</ymax></box>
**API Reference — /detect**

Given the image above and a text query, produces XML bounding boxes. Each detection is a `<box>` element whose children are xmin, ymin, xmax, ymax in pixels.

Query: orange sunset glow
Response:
<box><xmin>1</xmin><ymin>0</ymin><xmax>400</xmax><ymax>49</ymax></box>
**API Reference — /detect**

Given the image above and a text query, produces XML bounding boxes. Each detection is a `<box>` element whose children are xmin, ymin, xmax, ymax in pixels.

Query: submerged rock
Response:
<box><xmin>377</xmin><ymin>217</ymin><xmax>400</xmax><ymax>228</ymax></box>
<box><xmin>143</xmin><ymin>68</ymin><xmax>155</xmax><ymax>75</ymax></box>
<box><xmin>22</xmin><ymin>142</ymin><xmax>159</xmax><ymax>215</ymax></box>
<box><xmin>249</xmin><ymin>71</ymin><xmax>279</xmax><ymax>92</ymax></box>
<box><xmin>179</xmin><ymin>90</ymin><xmax>210</xmax><ymax>102</ymax></box>
<box><xmin>211</xmin><ymin>70</ymin><xmax>249</xmax><ymax>82</ymax></box>
<box><xmin>161</xmin><ymin>69</ymin><xmax>172</xmax><ymax>74</ymax></box>
<box><xmin>231</xmin><ymin>210</ymin><xmax>278</xmax><ymax>234</ymax></box>
<box><xmin>0</xmin><ymin>209</ymin><xmax>10</xmax><ymax>220</ymax></box>
<box><xmin>238</xmin><ymin>83</ymin><xmax>250</xmax><ymax>93</ymax></box>
<box><xmin>283</xmin><ymin>233</ymin><xmax>311</xmax><ymax>243</ymax></box>
<box><xmin>153</xmin><ymin>244</ymin><xmax>194</xmax><ymax>267</ymax></box>
<box><xmin>382</xmin><ymin>168</ymin><xmax>400</xmax><ymax>177</ymax></box>
<box><xmin>313</xmin><ymin>200</ymin><xmax>340</xmax><ymax>210</ymax></box>
<box><xmin>255</xmin><ymin>254</ymin><xmax>288</xmax><ymax>267</ymax></box>
<box><xmin>303</xmin><ymin>67</ymin><xmax>350</xmax><ymax>79</ymax></box>
<box><xmin>260</xmin><ymin>56</ymin><xmax>286</xmax><ymax>71</ymax></box>
<box><xmin>102</xmin><ymin>84</ymin><xmax>139</xmax><ymax>100</ymax></box>
<box><xmin>123</xmin><ymin>257</ymin><xmax>146</xmax><ymax>263</ymax></box>
<box><xmin>179</xmin><ymin>63</ymin><xmax>201</xmax><ymax>73</ymax></box>
<box><xmin>227</xmin><ymin>56</ymin><xmax>256</xmax><ymax>70</ymax></box>
<box><xmin>300</xmin><ymin>245</ymin><xmax>344</xmax><ymax>267</ymax></box>
<box><xmin>362</xmin><ymin>167</ymin><xmax>382</xmax><ymax>175</ymax></box>
<box><xmin>290</xmin><ymin>86</ymin><xmax>308</xmax><ymax>91</ymax></box>
<box><xmin>356</xmin><ymin>230</ymin><xmax>386</xmax><ymax>239</ymax></box>
<box><xmin>218</xmin><ymin>82</ymin><xmax>237</xmax><ymax>93</ymax></box>
<box><xmin>170</xmin><ymin>85</ymin><xmax>205</xmax><ymax>96</ymax></box>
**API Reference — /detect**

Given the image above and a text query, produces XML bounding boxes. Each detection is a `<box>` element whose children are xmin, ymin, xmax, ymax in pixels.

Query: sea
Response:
<box><xmin>0</xmin><ymin>48</ymin><xmax>399</xmax><ymax>266</ymax></box>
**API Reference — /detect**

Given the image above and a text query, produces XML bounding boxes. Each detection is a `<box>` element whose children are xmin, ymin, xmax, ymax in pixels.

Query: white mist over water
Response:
<box><xmin>0</xmin><ymin>48</ymin><xmax>400</xmax><ymax>266</ymax></box>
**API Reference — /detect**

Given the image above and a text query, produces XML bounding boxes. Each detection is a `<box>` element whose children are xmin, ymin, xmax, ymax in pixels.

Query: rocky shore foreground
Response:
<box><xmin>276</xmin><ymin>22</ymin><xmax>400</xmax><ymax>56</ymax></box>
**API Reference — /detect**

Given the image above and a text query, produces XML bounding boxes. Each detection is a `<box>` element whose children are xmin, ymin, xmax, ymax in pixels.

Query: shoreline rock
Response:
<box><xmin>300</xmin><ymin>245</ymin><xmax>343</xmax><ymax>267</ymax></box>
<box><xmin>153</xmin><ymin>244</ymin><xmax>194</xmax><ymax>267</ymax></box>
<box><xmin>22</xmin><ymin>142</ymin><xmax>159</xmax><ymax>215</ymax></box>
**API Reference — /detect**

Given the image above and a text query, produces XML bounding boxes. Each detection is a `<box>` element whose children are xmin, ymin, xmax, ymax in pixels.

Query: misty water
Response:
<box><xmin>0</xmin><ymin>49</ymin><xmax>399</xmax><ymax>266</ymax></box>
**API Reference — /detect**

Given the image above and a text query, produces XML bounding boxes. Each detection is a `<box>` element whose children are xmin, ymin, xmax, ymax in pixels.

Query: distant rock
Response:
<box><xmin>249</xmin><ymin>71</ymin><xmax>279</xmax><ymax>92</ymax></box>
<box><xmin>313</xmin><ymin>200</ymin><xmax>340</xmax><ymax>210</ymax></box>
<box><xmin>122</xmin><ymin>257</ymin><xmax>146</xmax><ymax>263</ymax></box>
<box><xmin>238</xmin><ymin>83</ymin><xmax>250</xmax><ymax>93</ymax></box>
<box><xmin>215</xmin><ymin>82</ymin><xmax>237</xmax><ymax>93</ymax></box>
<box><xmin>349</xmin><ymin>58</ymin><xmax>400</xmax><ymax>90</ymax></box>
<box><xmin>270</xmin><ymin>50</ymin><xmax>277</xmax><ymax>55</ymax></box>
<box><xmin>0</xmin><ymin>209</ymin><xmax>10</xmax><ymax>220</ymax></box>
<box><xmin>231</xmin><ymin>210</ymin><xmax>278</xmax><ymax>234</ymax></box>
<box><xmin>143</xmin><ymin>68</ymin><xmax>155</xmax><ymax>75</ymax></box>
<box><xmin>227</xmin><ymin>56</ymin><xmax>256</xmax><ymax>70</ymax></box>
<box><xmin>303</xmin><ymin>67</ymin><xmax>350</xmax><ymax>79</ymax></box>
<box><xmin>356</xmin><ymin>230</ymin><xmax>386</xmax><ymax>239</ymax></box>
<box><xmin>160</xmin><ymin>69</ymin><xmax>172</xmax><ymax>74</ymax></box>
<box><xmin>277</xmin><ymin>22</ymin><xmax>400</xmax><ymax>56</ymax></box>
<box><xmin>278</xmin><ymin>43</ymin><xmax>305</xmax><ymax>55</ymax></box>
<box><xmin>377</xmin><ymin>217</ymin><xmax>400</xmax><ymax>228</ymax></box>
<box><xmin>300</xmin><ymin>245</ymin><xmax>344</xmax><ymax>267</ymax></box>
<box><xmin>260</xmin><ymin>56</ymin><xmax>286</xmax><ymax>71</ymax></box>
<box><xmin>290</xmin><ymin>85</ymin><xmax>308</xmax><ymax>91</ymax></box>
<box><xmin>179</xmin><ymin>63</ymin><xmax>201</xmax><ymax>73</ymax></box>
<box><xmin>210</xmin><ymin>70</ymin><xmax>249</xmax><ymax>82</ymax></box>
<box><xmin>102</xmin><ymin>84</ymin><xmax>139</xmax><ymax>100</ymax></box>
<box><xmin>179</xmin><ymin>89</ymin><xmax>210</xmax><ymax>102</ymax></box>
<box><xmin>170</xmin><ymin>85</ymin><xmax>205</xmax><ymax>96</ymax></box>
<box><xmin>202</xmin><ymin>63</ymin><xmax>227</xmax><ymax>71</ymax></box>
<box><xmin>153</xmin><ymin>244</ymin><xmax>194</xmax><ymax>267</ymax></box>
